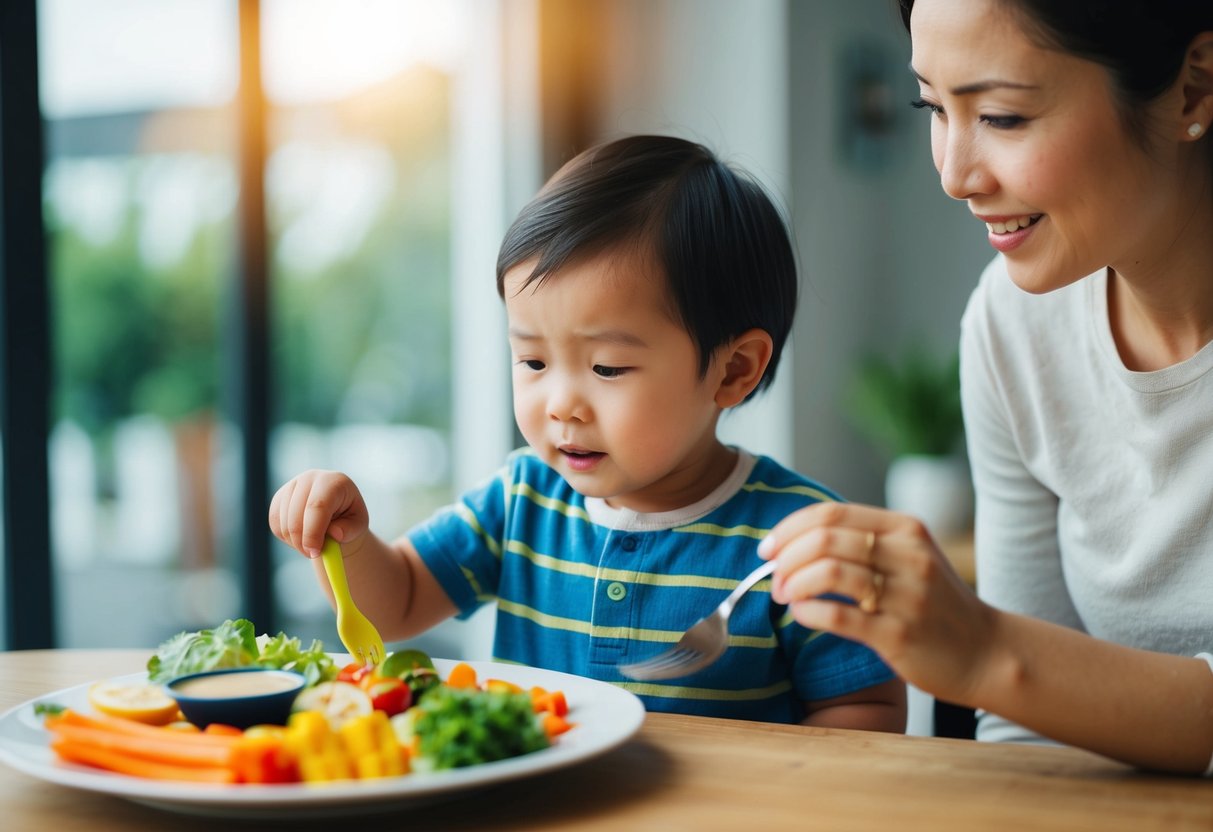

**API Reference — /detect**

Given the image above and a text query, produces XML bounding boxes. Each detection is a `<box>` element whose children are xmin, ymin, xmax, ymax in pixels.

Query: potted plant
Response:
<box><xmin>846</xmin><ymin>344</ymin><xmax>971</xmax><ymax>538</ymax></box>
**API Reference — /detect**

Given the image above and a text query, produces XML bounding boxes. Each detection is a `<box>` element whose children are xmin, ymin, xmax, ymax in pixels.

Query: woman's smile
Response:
<box><xmin>977</xmin><ymin>212</ymin><xmax>1044</xmax><ymax>253</ymax></box>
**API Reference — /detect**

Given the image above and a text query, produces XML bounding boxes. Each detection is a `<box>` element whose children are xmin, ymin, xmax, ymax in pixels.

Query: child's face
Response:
<box><xmin>504</xmin><ymin>251</ymin><xmax>733</xmax><ymax>513</ymax></box>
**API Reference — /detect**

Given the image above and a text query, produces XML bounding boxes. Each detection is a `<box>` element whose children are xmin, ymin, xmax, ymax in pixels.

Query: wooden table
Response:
<box><xmin>1</xmin><ymin>650</ymin><xmax>1210</xmax><ymax>831</ymax></box>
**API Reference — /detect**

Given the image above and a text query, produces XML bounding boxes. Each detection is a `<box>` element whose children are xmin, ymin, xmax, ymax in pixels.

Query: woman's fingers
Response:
<box><xmin>778</xmin><ymin>556</ymin><xmax>882</xmax><ymax>609</ymax></box>
<box><xmin>785</xmin><ymin>595</ymin><xmax>902</xmax><ymax>650</ymax></box>
<box><xmin>759</xmin><ymin>501</ymin><xmax>904</xmax><ymax>561</ymax></box>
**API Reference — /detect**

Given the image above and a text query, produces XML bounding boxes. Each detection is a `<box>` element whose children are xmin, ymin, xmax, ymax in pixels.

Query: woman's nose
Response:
<box><xmin>936</xmin><ymin>127</ymin><xmax>994</xmax><ymax>201</ymax></box>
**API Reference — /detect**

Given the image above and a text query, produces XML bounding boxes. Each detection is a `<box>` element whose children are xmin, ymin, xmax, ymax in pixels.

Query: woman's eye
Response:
<box><xmin>980</xmin><ymin>114</ymin><xmax>1025</xmax><ymax>130</ymax></box>
<box><xmin>592</xmin><ymin>365</ymin><xmax>627</xmax><ymax>378</ymax></box>
<box><xmin>909</xmin><ymin>98</ymin><xmax>943</xmax><ymax>118</ymax></box>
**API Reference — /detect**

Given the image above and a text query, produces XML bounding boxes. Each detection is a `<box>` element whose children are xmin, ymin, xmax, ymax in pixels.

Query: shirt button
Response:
<box><xmin>620</xmin><ymin>536</ymin><xmax>638</xmax><ymax>552</ymax></box>
<box><xmin>606</xmin><ymin>581</ymin><xmax>628</xmax><ymax>601</ymax></box>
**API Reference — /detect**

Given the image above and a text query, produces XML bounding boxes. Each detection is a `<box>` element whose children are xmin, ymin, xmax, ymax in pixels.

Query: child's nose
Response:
<box><xmin>546</xmin><ymin>385</ymin><xmax>588</xmax><ymax>423</ymax></box>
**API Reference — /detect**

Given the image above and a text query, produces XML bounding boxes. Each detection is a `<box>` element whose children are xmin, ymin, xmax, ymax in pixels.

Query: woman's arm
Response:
<box><xmin>973</xmin><ymin>609</ymin><xmax>1213</xmax><ymax>773</ymax></box>
<box><xmin>760</xmin><ymin>501</ymin><xmax>1213</xmax><ymax>774</ymax></box>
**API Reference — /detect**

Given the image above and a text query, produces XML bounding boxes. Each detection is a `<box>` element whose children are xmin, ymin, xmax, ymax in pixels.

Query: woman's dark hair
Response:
<box><xmin>898</xmin><ymin>1</ymin><xmax>1213</xmax><ymax>142</ymax></box>
<box><xmin>496</xmin><ymin>135</ymin><xmax>797</xmax><ymax>397</ymax></box>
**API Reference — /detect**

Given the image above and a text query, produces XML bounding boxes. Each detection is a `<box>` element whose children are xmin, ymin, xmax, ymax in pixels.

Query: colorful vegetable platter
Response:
<box><xmin>0</xmin><ymin>658</ymin><xmax>645</xmax><ymax>819</ymax></box>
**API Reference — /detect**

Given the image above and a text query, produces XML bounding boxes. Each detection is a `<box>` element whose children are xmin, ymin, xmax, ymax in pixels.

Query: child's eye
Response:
<box><xmin>592</xmin><ymin>365</ymin><xmax>627</xmax><ymax>378</ymax></box>
<box><xmin>518</xmin><ymin>359</ymin><xmax>545</xmax><ymax>371</ymax></box>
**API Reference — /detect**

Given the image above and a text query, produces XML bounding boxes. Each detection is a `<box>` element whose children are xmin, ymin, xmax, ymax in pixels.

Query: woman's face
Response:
<box><xmin>909</xmin><ymin>0</ymin><xmax>1184</xmax><ymax>293</ymax></box>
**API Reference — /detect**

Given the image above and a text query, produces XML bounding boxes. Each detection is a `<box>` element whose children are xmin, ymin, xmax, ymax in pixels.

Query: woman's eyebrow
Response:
<box><xmin>909</xmin><ymin>65</ymin><xmax>1039</xmax><ymax>95</ymax></box>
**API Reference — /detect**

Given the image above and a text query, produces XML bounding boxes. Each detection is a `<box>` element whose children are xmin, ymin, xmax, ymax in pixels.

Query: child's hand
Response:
<box><xmin>268</xmin><ymin>469</ymin><xmax>370</xmax><ymax>559</ymax></box>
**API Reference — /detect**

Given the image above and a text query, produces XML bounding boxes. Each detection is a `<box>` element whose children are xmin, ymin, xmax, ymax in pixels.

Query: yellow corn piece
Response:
<box><xmin>286</xmin><ymin>710</ymin><xmax>355</xmax><ymax>782</ymax></box>
<box><xmin>338</xmin><ymin>711</ymin><xmax>407</xmax><ymax>779</ymax></box>
<box><xmin>485</xmin><ymin>678</ymin><xmax>523</xmax><ymax>694</ymax></box>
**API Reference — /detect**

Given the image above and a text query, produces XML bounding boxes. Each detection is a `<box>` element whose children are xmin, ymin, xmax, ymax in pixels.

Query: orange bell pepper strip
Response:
<box><xmin>445</xmin><ymin>662</ymin><xmax>478</xmax><ymax>689</ymax></box>
<box><xmin>541</xmin><ymin>712</ymin><xmax>574</xmax><ymax>738</ymax></box>
<box><xmin>532</xmin><ymin>689</ymin><xmax>568</xmax><ymax>717</ymax></box>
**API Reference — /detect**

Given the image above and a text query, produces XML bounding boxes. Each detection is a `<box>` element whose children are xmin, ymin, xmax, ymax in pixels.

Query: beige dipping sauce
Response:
<box><xmin>173</xmin><ymin>671</ymin><xmax>300</xmax><ymax>699</ymax></box>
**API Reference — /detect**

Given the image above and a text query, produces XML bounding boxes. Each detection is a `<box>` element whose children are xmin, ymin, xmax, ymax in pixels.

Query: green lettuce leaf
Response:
<box><xmin>146</xmin><ymin>618</ymin><xmax>259</xmax><ymax>683</ymax></box>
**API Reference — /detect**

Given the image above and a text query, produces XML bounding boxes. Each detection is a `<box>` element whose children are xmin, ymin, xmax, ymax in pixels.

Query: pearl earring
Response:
<box><xmin>1188</xmin><ymin>123</ymin><xmax>1204</xmax><ymax>138</ymax></box>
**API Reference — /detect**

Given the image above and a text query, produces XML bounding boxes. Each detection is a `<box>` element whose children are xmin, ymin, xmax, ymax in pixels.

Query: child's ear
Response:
<box><xmin>714</xmin><ymin>328</ymin><xmax>774</xmax><ymax>409</ymax></box>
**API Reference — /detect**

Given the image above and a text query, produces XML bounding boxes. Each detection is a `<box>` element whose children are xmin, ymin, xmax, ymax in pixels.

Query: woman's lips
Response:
<box><xmin>981</xmin><ymin>214</ymin><xmax>1043</xmax><ymax>254</ymax></box>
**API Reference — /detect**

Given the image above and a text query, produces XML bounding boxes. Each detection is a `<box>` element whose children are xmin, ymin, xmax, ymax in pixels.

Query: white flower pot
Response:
<box><xmin>884</xmin><ymin>454</ymin><xmax>973</xmax><ymax>539</ymax></box>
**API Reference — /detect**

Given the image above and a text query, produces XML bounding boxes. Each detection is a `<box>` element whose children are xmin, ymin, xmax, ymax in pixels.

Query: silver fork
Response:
<box><xmin>617</xmin><ymin>559</ymin><xmax>777</xmax><ymax>681</ymax></box>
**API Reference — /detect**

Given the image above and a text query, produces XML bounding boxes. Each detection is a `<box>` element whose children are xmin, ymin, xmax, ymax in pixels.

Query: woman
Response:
<box><xmin>759</xmin><ymin>0</ymin><xmax>1213</xmax><ymax>774</ymax></box>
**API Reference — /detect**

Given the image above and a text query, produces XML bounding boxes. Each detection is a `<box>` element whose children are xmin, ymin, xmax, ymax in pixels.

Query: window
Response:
<box><xmin>28</xmin><ymin>0</ymin><xmax>528</xmax><ymax>652</ymax></box>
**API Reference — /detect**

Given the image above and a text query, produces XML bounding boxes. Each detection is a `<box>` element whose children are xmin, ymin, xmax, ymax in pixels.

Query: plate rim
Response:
<box><xmin>0</xmin><ymin>657</ymin><xmax>646</xmax><ymax>815</ymax></box>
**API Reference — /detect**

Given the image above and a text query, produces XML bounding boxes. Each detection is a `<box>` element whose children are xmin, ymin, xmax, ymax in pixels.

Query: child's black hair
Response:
<box><xmin>496</xmin><ymin>134</ymin><xmax>797</xmax><ymax>397</ymax></box>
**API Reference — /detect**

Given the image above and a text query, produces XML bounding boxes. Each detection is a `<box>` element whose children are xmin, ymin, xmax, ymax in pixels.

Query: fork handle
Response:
<box><xmin>720</xmin><ymin>559</ymin><xmax>778</xmax><ymax>616</ymax></box>
<box><xmin>319</xmin><ymin>537</ymin><xmax>353</xmax><ymax>606</ymax></box>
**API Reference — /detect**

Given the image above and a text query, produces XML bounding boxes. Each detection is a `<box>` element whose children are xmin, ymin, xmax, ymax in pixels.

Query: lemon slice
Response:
<box><xmin>88</xmin><ymin>680</ymin><xmax>181</xmax><ymax>725</ymax></box>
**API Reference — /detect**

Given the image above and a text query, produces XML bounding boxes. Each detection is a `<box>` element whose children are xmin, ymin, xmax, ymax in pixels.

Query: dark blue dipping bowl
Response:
<box><xmin>165</xmin><ymin>668</ymin><xmax>306</xmax><ymax>730</ymax></box>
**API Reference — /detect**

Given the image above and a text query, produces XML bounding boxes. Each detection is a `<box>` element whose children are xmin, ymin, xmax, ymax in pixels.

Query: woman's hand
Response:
<box><xmin>758</xmin><ymin>501</ymin><xmax>997</xmax><ymax>705</ymax></box>
<box><xmin>268</xmin><ymin>469</ymin><xmax>370</xmax><ymax>559</ymax></box>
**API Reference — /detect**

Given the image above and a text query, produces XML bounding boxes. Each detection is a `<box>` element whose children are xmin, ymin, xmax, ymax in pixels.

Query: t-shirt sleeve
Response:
<box><xmin>407</xmin><ymin>465</ymin><xmax>510</xmax><ymax>620</ymax></box>
<box><xmin>777</xmin><ymin>611</ymin><xmax>896</xmax><ymax>703</ymax></box>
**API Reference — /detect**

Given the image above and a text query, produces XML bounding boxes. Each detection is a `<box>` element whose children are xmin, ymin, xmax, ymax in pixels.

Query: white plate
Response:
<box><xmin>0</xmin><ymin>658</ymin><xmax>645</xmax><ymax>819</ymax></box>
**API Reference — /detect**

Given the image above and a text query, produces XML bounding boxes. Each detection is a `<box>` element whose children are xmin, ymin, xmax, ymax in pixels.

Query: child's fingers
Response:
<box><xmin>268</xmin><ymin>480</ymin><xmax>297</xmax><ymax>546</ymax></box>
<box><xmin>284</xmin><ymin>474</ymin><xmax>328</xmax><ymax>557</ymax></box>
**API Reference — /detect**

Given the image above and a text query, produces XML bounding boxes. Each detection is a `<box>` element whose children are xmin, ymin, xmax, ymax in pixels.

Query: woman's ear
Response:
<box><xmin>1179</xmin><ymin>32</ymin><xmax>1213</xmax><ymax>140</ymax></box>
<box><xmin>714</xmin><ymin>328</ymin><xmax>774</xmax><ymax>409</ymax></box>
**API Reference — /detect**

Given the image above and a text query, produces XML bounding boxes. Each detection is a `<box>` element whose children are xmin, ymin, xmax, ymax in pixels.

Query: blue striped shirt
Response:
<box><xmin>409</xmin><ymin>449</ymin><xmax>894</xmax><ymax>722</ymax></box>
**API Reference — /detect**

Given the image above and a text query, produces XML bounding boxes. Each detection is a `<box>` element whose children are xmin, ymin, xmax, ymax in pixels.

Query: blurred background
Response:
<box><xmin>0</xmin><ymin>0</ymin><xmax>990</xmax><ymax>664</ymax></box>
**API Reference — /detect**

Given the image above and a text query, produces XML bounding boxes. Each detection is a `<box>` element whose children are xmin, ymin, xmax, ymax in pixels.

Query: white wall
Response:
<box><xmin>787</xmin><ymin>0</ymin><xmax>988</xmax><ymax>504</ymax></box>
<box><xmin>594</xmin><ymin>0</ymin><xmax>795</xmax><ymax>466</ymax></box>
<box><xmin>585</xmin><ymin>0</ymin><xmax>990</xmax><ymax>503</ymax></box>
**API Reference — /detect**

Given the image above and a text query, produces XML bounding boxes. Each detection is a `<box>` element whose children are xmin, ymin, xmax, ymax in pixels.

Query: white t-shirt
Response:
<box><xmin>959</xmin><ymin>255</ymin><xmax>1213</xmax><ymax>746</ymax></box>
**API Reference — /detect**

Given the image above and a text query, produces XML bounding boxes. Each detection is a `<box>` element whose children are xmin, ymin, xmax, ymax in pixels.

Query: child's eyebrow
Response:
<box><xmin>581</xmin><ymin>329</ymin><xmax>650</xmax><ymax>348</ymax></box>
<box><xmin>507</xmin><ymin>326</ymin><xmax>649</xmax><ymax>348</ymax></box>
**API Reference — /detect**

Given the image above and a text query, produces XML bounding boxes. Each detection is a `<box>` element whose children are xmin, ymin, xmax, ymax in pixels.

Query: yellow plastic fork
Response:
<box><xmin>319</xmin><ymin>537</ymin><xmax>386</xmax><ymax>667</ymax></box>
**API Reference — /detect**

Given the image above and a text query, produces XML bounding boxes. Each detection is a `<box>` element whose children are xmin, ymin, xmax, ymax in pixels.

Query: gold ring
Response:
<box><xmin>859</xmin><ymin>571</ymin><xmax>884</xmax><ymax>614</ymax></box>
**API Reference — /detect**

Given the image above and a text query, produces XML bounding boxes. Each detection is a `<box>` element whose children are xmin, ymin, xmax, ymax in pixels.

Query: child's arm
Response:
<box><xmin>269</xmin><ymin>469</ymin><xmax>458</xmax><ymax>642</ymax></box>
<box><xmin>801</xmin><ymin>678</ymin><xmax>906</xmax><ymax>733</ymax></box>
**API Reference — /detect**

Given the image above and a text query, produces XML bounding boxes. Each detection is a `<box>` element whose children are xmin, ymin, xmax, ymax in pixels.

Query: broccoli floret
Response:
<box><xmin>411</xmin><ymin>686</ymin><xmax>549</xmax><ymax>770</ymax></box>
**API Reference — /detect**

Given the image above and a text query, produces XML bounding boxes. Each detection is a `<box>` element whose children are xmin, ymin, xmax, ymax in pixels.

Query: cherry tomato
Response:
<box><xmin>337</xmin><ymin>662</ymin><xmax>375</xmax><ymax>687</ymax></box>
<box><xmin>367</xmin><ymin>677</ymin><xmax>411</xmax><ymax>716</ymax></box>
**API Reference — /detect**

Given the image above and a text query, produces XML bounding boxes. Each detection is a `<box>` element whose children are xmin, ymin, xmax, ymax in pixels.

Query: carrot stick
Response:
<box><xmin>47</xmin><ymin>710</ymin><xmax>238</xmax><ymax>747</ymax></box>
<box><xmin>47</xmin><ymin>722</ymin><xmax>234</xmax><ymax>768</ymax></box>
<box><xmin>51</xmin><ymin>737</ymin><xmax>236</xmax><ymax>784</ymax></box>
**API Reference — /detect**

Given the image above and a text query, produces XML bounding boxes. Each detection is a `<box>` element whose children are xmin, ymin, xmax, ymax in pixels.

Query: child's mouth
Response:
<box><xmin>559</xmin><ymin>447</ymin><xmax>605</xmax><ymax>472</ymax></box>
